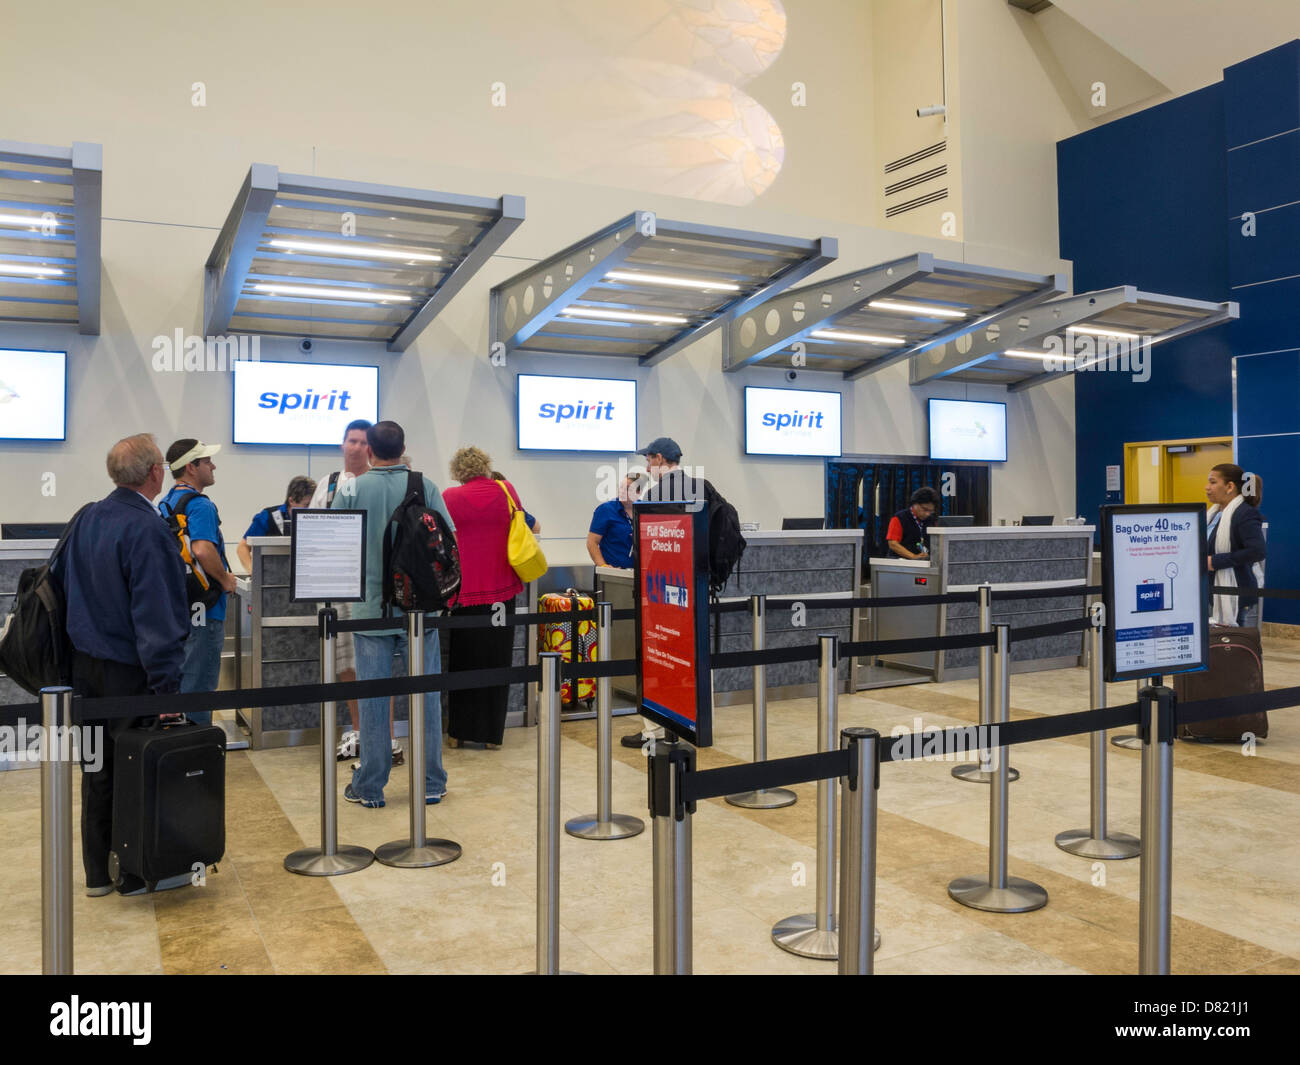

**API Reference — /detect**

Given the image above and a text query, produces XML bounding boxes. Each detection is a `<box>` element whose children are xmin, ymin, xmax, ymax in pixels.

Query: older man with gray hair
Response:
<box><xmin>55</xmin><ymin>433</ymin><xmax>189</xmax><ymax>897</ymax></box>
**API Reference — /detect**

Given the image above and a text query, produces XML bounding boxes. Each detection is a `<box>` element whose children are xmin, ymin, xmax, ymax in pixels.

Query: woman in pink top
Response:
<box><xmin>443</xmin><ymin>446</ymin><xmax>532</xmax><ymax>748</ymax></box>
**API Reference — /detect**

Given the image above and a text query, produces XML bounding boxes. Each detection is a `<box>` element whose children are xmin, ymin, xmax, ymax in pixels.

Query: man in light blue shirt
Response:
<box><xmin>331</xmin><ymin>420</ymin><xmax>454</xmax><ymax>807</ymax></box>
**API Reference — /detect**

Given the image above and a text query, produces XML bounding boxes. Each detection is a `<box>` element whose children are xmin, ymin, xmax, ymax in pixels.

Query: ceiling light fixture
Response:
<box><xmin>868</xmin><ymin>299</ymin><xmax>966</xmax><ymax>318</ymax></box>
<box><xmin>0</xmin><ymin>213</ymin><xmax>60</xmax><ymax>228</ymax></box>
<box><xmin>810</xmin><ymin>328</ymin><xmax>905</xmax><ymax>345</ymax></box>
<box><xmin>253</xmin><ymin>283</ymin><xmax>412</xmax><ymax>302</ymax></box>
<box><xmin>1066</xmin><ymin>324</ymin><xmax>1140</xmax><ymax>339</ymax></box>
<box><xmin>267</xmin><ymin>239</ymin><xmax>441</xmax><ymax>263</ymax></box>
<box><xmin>604</xmin><ymin>270</ymin><xmax>740</xmax><ymax>292</ymax></box>
<box><xmin>560</xmin><ymin>306</ymin><xmax>689</xmax><ymax>325</ymax></box>
<box><xmin>0</xmin><ymin>263</ymin><xmax>65</xmax><ymax>277</ymax></box>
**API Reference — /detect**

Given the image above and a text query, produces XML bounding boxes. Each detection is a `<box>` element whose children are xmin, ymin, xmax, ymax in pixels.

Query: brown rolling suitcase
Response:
<box><xmin>1174</xmin><ymin>624</ymin><xmax>1268</xmax><ymax>741</ymax></box>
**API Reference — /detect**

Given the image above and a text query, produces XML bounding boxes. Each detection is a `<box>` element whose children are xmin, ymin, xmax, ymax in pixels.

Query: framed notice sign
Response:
<box><xmin>1101</xmin><ymin>504</ymin><xmax>1209</xmax><ymax>682</ymax></box>
<box><xmin>289</xmin><ymin>509</ymin><xmax>367</xmax><ymax>603</ymax></box>
<box><xmin>634</xmin><ymin>501</ymin><xmax>712</xmax><ymax>746</ymax></box>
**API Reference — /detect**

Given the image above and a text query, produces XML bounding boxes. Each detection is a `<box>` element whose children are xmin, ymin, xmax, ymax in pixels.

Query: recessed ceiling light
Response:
<box><xmin>0</xmin><ymin>263</ymin><xmax>64</xmax><ymax>277</ymax></box>
<box><xmin>0</xmin><ymin>213</ymin><xmax>60</xmax><ymax>228</ymax></box>
<box><xmin>560</xmin><ymin>306</ymin><xmax>688</xmax><ymax>325</ymax></box>
<box><xmin>1066</xmin><ymin>324</ymin><xmax>1140</xmax><ymax>339</ymax></box>
<box><xmin>268</xmin><ymin>238</ymin><xmax>441</xmax><ymax>263</ymax></box>
<box><xmin>810</xmin><ymin>328</ymin><xmax>905</xmax><ymax>345</ymax></box>
<box><xmin>868</xmin><ymin>299</ymin><xmax>966</xmax><ymax>318</ymax></box>
<box><xmin>253</xmin><ymin>282</ymin><xmax>412</xmax><ymax>302</ymax></box>
<box><xmin>604</xmin><ymin>270</ymin><xmax>740</xmax><ymax>292</ymax></box>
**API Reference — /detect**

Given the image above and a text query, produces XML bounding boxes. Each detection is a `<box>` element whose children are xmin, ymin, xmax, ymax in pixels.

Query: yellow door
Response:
<box><xmin>1167</xmin><ymin>441</ymin><xmax>1232</xmax><ymax>506</ymax></box>
<box><xmin>1123</xmin><ymin>438</ymin><xmax>1233</xmax><ymax>505</ymax></box>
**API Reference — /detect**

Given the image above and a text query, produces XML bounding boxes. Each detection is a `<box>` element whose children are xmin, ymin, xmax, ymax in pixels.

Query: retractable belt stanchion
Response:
<box><xmin>375</xmin><ymin>610</ymin><xmax>461</xmax><ymax>869</ymax></box>
<box><xmin>286</xmin><ymin>607</ymin><xmax>375</xmax><ymax>876</ymax></box>
<box><xmin>1056</xmin><ymin>603</ymin><xmax>1141</xmax><ymax>860</ymax></box>
<box><xmin>1112</xmin><ymin>678</ymin><xmax>1145</xmax><ymax>750</ymax></box>
<box><xmin>953</xmin><ymin>584</ymin><xmax>1019</xmax><ymax>783</ymax></box>
<box><xmin>41</xmin><ymin>686</ymin><xmax>74</xmax><ymax>975</ymax></box>
<box><xmin>535</xmin><ymin>652</ymin><xmax>581</xmax><ymax>973</ymax></box>
<box><xmin>1138</xmin><ymin>683</ymin><xmax>1174</xmax><ymax>974</ymax></box>
<box><xmin>838</xmin><ymin>727</ymin><xmax>880</xmax><ymax>975</ymax></box>
<box><xmin>566</xmin><ymin>602</ymin><xmax>644</xmax><ymax>840</ymax></box>
<box><xmin>948</xmin><ymin>624</ymin><xmax>1048</xmax><ymax>913</ymax></box>
<box><xmin>726</xmin><ymin>594</ymin><xmax>796</xmax><ymax>809</ymax></box>
<box><xmin>772</xmin><ymin>633</ymin><xmax>841</xmax><ymax>959</ymax></box>
<box><xmin>651</xmin><ymin>735</ymin><xmax>695</xmax><ymax>975</ymax></box>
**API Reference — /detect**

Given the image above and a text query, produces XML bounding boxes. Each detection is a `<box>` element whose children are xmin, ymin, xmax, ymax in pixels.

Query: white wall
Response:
<box><xmin>0</xmin><ymin>0</ymin><xmax>1080</xmax><ymax>556</ymax></box>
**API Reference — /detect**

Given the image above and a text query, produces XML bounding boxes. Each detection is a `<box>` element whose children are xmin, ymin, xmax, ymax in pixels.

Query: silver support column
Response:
<box><xmin>1112</xmin><ymin>679</ymin><xmax>1145</xmax><ymax>750</ymax></box>
<box><xmin>772</xmin><ymin>633</ymin><xmax>840</xmax><ymax>959</ymax></box>
<box><xmin>536</xmin><ymin>653</ymin><xmax>579</xmax><ymax>973</ymax></box>
<box><xmin>651</xmin><ymin>738</ymin><xmax>694</xmax><ymax>975</ymax></box>
<box><xmin>376</xmin><ymin>611</ymin><xmax>462</xmax><ymax>869</ymax></box>
<box><xmin>949</xmin><ymin>625</ymin><xmax>1048</xmax><ymax>913</ymax></box>
<box><xmin>838</xmin><ymin>727</ymin><xmax>880</xmax><ymax>975</ymax></box>
<box><xmin>286</xmin><ymin>608</ymin><xmax>374</xmax><ymax>876</ymax></box>
<box><xmin>1056</xmin><ymin>604</ymin><xmax>1140</xmax><ymax>860</ymax></box>
<box><xmin>566</xmin><ymin>602</ymin><xmax>645</xmax><ymax>840</ymax></box>
<box><xmin>1138</xmin><ymin>684</ymin><xmax>1174</xmax><ymax>974</ymax></box>
<box><xmin>954</xmin><ymin>584</ymin><xmax>1019</xmax><ymax>783</ymax></box>
<box><xmin>41</xmin><ymin>687</ymin><xmax>74</xmax><ymax>975</ymax></box>
<box><xmin>727</xmin><ymin>594</ymin><xmax>796</xmax><ymax>809</ymax></box>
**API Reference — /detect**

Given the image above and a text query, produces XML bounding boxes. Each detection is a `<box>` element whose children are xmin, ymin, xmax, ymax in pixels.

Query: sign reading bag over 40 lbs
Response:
<box><xmin>1101</xmin><ymin>503</ymin><xmax>1209</xmax><ymax>682</ymax></box>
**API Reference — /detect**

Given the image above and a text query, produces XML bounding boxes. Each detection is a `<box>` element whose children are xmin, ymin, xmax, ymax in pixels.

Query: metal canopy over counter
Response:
<box><xmin>597</xmin><ymin>528</ymin><xmax>863</xmax><ymax>705</ymax></box>
<box><xmin>868</xmin><ymin>525</ymin><xmax>1094</xmax><ymax>682</ymax></box>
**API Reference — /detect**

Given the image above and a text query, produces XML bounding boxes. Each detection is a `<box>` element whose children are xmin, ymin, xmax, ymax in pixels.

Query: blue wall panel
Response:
<box><xmin>1235</xmin><ymin>351</ymin><xmax>1300</xmax><ymax>439</ymax></box>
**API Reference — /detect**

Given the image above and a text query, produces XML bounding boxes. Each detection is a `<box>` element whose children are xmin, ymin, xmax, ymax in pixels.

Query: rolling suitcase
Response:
<box><xmin>1174</xmin><ymin>624</ymin><xmax>1268</xmax><ymax>742</ymax></box>
<box><xmin>540</xmin><ymin>589</ymin><xmax>597</xmax><ymax>709</ymax></box>
<box><xmin>109</xmin><ymin>718</ymin><xmax>226</xmax><ymax>890</ymax></box>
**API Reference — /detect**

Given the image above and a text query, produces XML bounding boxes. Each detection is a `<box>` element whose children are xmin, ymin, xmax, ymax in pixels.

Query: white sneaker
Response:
<box><xmin>391</xmin><ymin>739</ymin><xmax>404</xmax><ymax>766</ymax></box>
<box><xmin>336</xmin><ymin>730</ymin><xmax>359</xmax><ymax>761</ymax></box>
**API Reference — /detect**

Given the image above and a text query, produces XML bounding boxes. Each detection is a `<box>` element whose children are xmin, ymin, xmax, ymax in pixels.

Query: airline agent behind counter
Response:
<box><xmin>886</xmin><ymin>486</ymin><xmax>940</xmax><ymax>560</ymax></box>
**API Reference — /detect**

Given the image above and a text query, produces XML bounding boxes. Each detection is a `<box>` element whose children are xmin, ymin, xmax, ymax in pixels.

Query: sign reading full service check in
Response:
<box><xmin>634</xmin><ymin>502</ymin><xmax>712</xmax><ymax>747</ymax></box>
<box><xmin>1101</xmin><ymin>504</ymin><xmax>1209</xmax><ymax>683</ymax></box>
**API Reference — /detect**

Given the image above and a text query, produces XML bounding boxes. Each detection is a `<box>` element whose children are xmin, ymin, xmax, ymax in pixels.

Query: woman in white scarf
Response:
<box><xmin>1205</xmin><ymin>464</ymin><xmax>1265</xmax><ymax>627</ymax></box>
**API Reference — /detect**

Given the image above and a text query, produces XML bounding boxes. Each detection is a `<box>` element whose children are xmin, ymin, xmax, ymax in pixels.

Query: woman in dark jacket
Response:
<box><xmin>1205</xmin><ymin>463</ymin><xmax>1266</xmax><ymax>627</ymax></box>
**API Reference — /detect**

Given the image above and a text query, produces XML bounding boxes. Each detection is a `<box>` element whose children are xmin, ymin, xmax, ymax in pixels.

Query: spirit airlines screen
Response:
<box><xmin>233</xmin><ymin>361</ymin><xmax>379</xmax><ymax>445</ymax></box>
<box><xmin>517</xmin><ymin>374</ymin><xmax>637</xmax><ymax>452</ymax></box>
<box><xmin>744</xmin><ymin>386</ymin><xmax>842</xmax><ymax>457</ymax></box>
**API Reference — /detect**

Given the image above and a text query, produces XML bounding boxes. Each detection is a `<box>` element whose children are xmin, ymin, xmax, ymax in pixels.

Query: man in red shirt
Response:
<box><xmin>886</xmin><ymin>487</ymin><xmax>940</xmax><ymax>559</ymax></box>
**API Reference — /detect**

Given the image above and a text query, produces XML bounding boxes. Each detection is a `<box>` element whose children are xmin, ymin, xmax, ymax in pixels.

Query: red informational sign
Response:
<box><xmin>635</xmin><ymin>503</ymin><xmax>711</xmax><ymax>745</ymax></box>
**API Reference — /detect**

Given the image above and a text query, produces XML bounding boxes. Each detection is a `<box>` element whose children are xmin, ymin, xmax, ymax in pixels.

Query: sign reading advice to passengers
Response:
<box><xmin>634</xmin><ymin>501</ymin><xmax>712</xmax><ymax>747</ymax></box>
<box><xmin>1101</xmin><ymin>503</ymin><xmax>1208</xmax><ymax>683</ymax></box>
<box><xmin>290</xmin><ymin>509</ymin><xmax>367</xmax><ymax>603</ymax></box>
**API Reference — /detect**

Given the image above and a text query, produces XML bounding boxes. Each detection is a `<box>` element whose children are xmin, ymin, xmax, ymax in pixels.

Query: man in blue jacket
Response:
<box><xmin>57</xmin><ymin>433</ymin><xmax>190</xmax><ymax>896</ymax></box>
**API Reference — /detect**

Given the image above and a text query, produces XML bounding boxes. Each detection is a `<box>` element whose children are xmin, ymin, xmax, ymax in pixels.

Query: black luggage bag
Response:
<box><xmin>1174</xmin><ymin>624</ymin><xmax>1268</xmax><ymax>742</ymax></box>
<box><xmin>109</xmin><ymin>719</ymin><xmax>226</xmax><ymax>890</ymax></box>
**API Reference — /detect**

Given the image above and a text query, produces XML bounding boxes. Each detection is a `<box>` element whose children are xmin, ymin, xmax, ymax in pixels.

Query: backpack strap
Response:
<box><xmin>325</xmin><ymin>470</ymin><xmax>340</xmax><ymax>507</ymax></box>
<box><xmin>406</xmin><ymin>470</ymin><xmax>426</xmax><ymax>507</ymax></box>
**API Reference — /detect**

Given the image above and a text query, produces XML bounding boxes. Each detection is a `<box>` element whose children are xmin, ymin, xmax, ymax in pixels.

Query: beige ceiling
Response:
<box><xmin>1050</xmin><ymin>0</ymin><xmax>1300</xmax><ymax>96</ymax></box>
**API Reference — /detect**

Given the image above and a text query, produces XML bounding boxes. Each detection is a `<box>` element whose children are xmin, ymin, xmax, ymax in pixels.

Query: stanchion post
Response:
<box><xmin>285</xmin><ymin>607</ymin><xmax>375</xmax><ymax>876</ymax></box>
<box><xmin>1056</xmin><ymin>603</ymin><xmax>1140</xmax><ymax>859</ymax></box>
<box><xmin>536</xmin><ymin>652</ymin><xmax>574</xmax><ymax>973</ymax></box>
<box><xmin>566</xmin><ymin>602</ymin><xmax>645</xmax><ymax>840</ymax></box>
<box><xmin>772</xmin><ymin>633</ymin><xmax>840</xmax><ymax>959</ymax></box>
<box><xmin>41</xmin><ymin>686</ymin><xmax>74</xmax><ymax>975</ymax></box>
<box><xmin>948</xmin><ymin>624</ymin><xmax>1048</xmax><ymax>913</ymax></box>
<box><xmin>375</xmin><ymin>610</ymin><xmax>462</xmax><ymax>869</ymax></box>
<box><xmin>954</xmin><ymin>583</ymin><xmax>1018</xmax><ymax>783</ymax></box>
<box><xmin>1138</xmin><ymin>684</ymin><xmax>1174</xmax><ymax>975</ymax></box>
<box><xmin>651</xmin><ymin>738</ymin><xmax>695</xmax><ymax>975</ymax></box>
<box><xmin>838</xmin><ymin>727</ymin><xmax>880</xmax><ymax>975</ymax></box>
<box><xmin>727</xmin><ymin>594</ymin><xmax>797</xmax><ymax>810</ymax></box>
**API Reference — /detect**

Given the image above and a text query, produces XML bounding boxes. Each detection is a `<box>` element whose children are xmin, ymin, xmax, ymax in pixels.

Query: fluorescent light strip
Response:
<box><xmin>1003</xmin><ymin>349</ymin><xmax>1048</xmax><ymax>359</ymax></box>
<box><xmin>604</xmin><ymin>269</ymin><xmax>740</xmax><ymax>292</ymax></box>
<box><xmin>810</xmin><ymin>328</ymin><xmax>904</xmax><ymax>345</ymax></box>
<box><xmin>560</xmin><ymin>306</ymin><xmax>688</xmax><ymax>325</ymax></box>
<box><xmin>268</xmin><ymin>238</ymin><xmax>441</xmax><ymax>263</ymax></box>
<box><xmin>0</xmin><ymin>263</ymin><xmax>64</xmax><ymax>277</ymax></box>
<box><xmin>0</xmin><ymin>213</ymin><xmax>61</xmax><ymax>228</ymax></box>
<box><xmin>1066</xmin><ymin>324</ymin><xmax>1140</xmax><ymax>339</ymax></box>
<box><xmin>868</xmin><ymin>299</ymin><xmax>966</xmax><ymax>319</ymax></box>
<box><xmin>253</xmin><ymin>283</ymin><xmax>412</xmax><ymax>302</ymax></box>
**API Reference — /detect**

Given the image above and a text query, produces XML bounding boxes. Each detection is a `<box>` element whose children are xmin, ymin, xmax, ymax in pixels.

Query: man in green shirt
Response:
<box><xmin>330</xmin><ymin>421</ymin><xmax>455</xmax><ymax>807</ymax></box>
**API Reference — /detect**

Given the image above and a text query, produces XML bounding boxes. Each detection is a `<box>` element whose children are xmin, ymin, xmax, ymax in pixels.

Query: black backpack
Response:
<box><xmin>158</xmin><ymin>490</ymin><xmax>225</xmax><ymax>610</ymax></box>
<box><xmin>383</xmin><ymin>471</ymin><xmax>461</xmax><ymax>612</ymax></box>
<box><xmin>703</xmin><ymin>480</ymin><xmax>746</xmax><ymax>598</ymax></box>
<box><xmin>0</xmin><ymin>503</ymin><xmax>91</xmax><ymax>695</ymax></box>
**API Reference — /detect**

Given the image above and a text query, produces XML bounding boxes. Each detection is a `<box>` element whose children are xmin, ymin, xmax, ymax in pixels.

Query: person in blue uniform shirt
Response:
<box><xmin>235</xmin><ymin>475</ymin><xmax>316</xmax><ymax>571</ymax></box>
<box><xmin>586</xmin><ymin>472</ymin><xmax>643</xmax><ymax>569</ymax></box>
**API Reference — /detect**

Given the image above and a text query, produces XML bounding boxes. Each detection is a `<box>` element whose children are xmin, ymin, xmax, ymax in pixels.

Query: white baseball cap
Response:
<box><xmin>169</xmin><ymin>441</ymin><xmax>222</xmax><ymax>472</ymax></box>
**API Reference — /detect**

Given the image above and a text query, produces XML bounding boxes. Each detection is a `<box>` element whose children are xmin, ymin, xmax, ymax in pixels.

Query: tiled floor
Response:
<box><xmin>2</xmin><ymin>643</ymin><xmax>1298</xmax><ymax>975</ymax></box>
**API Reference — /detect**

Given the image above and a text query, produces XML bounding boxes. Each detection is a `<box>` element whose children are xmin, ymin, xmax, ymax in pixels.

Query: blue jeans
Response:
<box><xmin>180</xmin><ymin>615</ymin><xmax>225</xmax><ymax>726</ymax></box>
<box><xmin>352</xmin><ymin>627</ymin><xmax>445</xmax><ymax>804</ymax></box>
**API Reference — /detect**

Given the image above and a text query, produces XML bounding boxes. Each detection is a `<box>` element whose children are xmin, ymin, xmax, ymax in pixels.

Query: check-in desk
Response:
<box><xmin>243</xmin><ymin>537</ymin><xmax>531</xmax><ymax>748</ymax></box>
<box><xmin>596</xmin><ymin>528</ymin><xmax>863</xmax><ymax>704</ymax></box>
<box><xmin>869</xmin><ymin>526</ymin><xmax>1093</xmax><ymax>682</ymax></box>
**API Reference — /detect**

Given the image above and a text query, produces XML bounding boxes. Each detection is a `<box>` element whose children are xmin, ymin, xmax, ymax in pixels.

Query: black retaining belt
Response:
<box><xmin>989</xmin><ymin>584</ymin><xmax>1102</xmax><ymax>601</ymax></box>
<box><xmin>1005</xmin><ymin>615</ymin><xmax>1094</xmax><ymax>642</ymax></box>
<box><xmin>681</xmin><ymin>748</ymin><xmax>852</xmax><ymax>803</ymax></box>
<box><xmin>1210</xmin><ymin>586</ymin><xmax>1300</xmax><ymax>600</ymax></box>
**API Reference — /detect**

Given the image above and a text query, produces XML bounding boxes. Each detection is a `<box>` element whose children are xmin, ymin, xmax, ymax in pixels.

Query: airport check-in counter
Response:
<box><xmin>596</xmin><ymin>528</ymin><xmax>863</xmax><ymax>705</ymax></box>
<box><xmin>244</xmin><ymin>536</ymin><xmax>531</xmax><ymax>748</ymax></box>
<box><xmin>868</xmin><ymin>525</ymin><xmax>1093</xmax><ymax>681</ymax></box>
